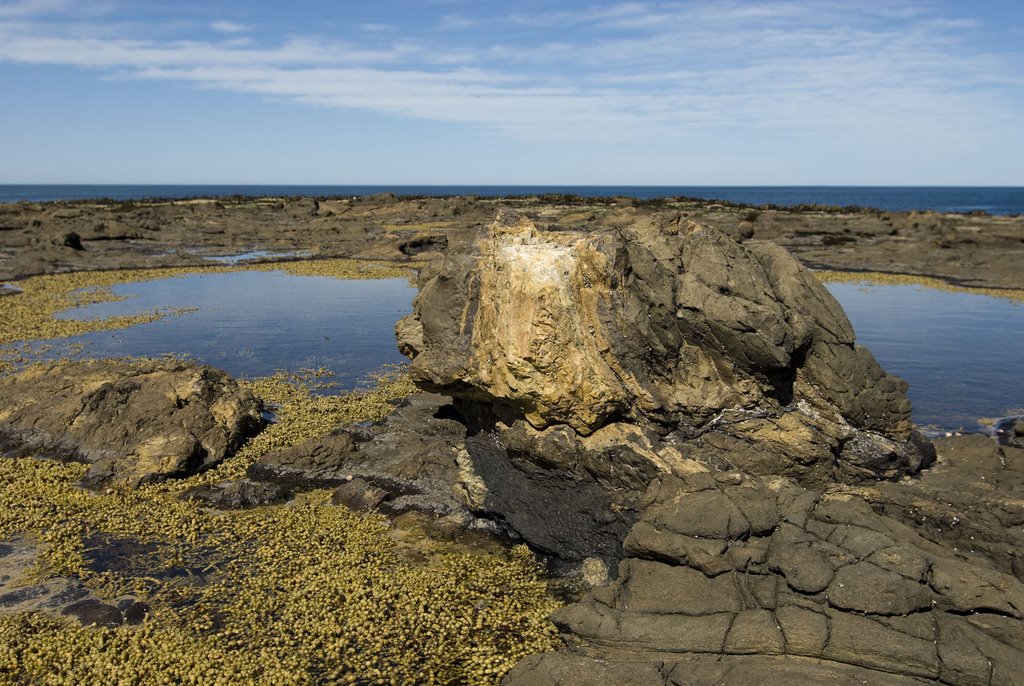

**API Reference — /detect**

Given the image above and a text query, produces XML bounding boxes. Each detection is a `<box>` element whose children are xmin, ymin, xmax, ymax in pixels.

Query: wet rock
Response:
<box><xmin>0</xmin><ymin>585</ymin><xmax>51</xmax><ymax>607</ymax></box>
<box><xmin>1004</xmin><ymin>417</ymin><xmax>1024</xmax><ymax>448</ymax></box>
<box><xmin>0</xmin><ymin>359</ymin><xmax>264</xmax><ymax>489</ymax></box>
<box><xmin>62</xmin><ymin>599</ymin><xmax>123</xmax><ymax>628</ymax></box>
<box><xmin>179</xmin><ymin>479</ymin><xmax>291</xmax><ymax>509</ymax></box>
<box><xmin>0</xmin><ymin>538</ymin><xmax>92</xmax><ymax>617</ymax></box>
<box><xmin>123</xmin><ymin>601</ymin><xmax>150</xmax><ymax>625</ymax></box>
<box><xmin>511</xmin><ymin>474</ymin><xmax>1024</xmax><ymax>685</ymax></box>
<box><xmin>398</xmin><ymin>211</ymin><xmax>930</xmax><ymax>486</ymax></box>
<box><xmin>249</xmin><ymin>393</ymin><xmax>479</xmax><ymax>522</ymax></box>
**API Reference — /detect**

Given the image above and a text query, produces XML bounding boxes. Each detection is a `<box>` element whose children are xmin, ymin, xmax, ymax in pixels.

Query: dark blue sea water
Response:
<box><xmin>1</xmin><ymin>185</ymin><xmax>1023</xmax><ymax>215</ymax></box>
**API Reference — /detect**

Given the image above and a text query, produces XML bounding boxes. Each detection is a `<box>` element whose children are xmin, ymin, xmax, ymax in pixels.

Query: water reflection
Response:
<box><xmin>825</xmin><ymin>281</ymin><xmax>1024</xmax><ymax>433</ymax></box>
<box><xmin>47</xmin><ymin>271</ymin><xmax>416</xmax><ymax>389</ymax></box>
<box><xmin>25</xmin><ymin>271</ymin><xmax>1024</xmax><ymax>432</ymax></box>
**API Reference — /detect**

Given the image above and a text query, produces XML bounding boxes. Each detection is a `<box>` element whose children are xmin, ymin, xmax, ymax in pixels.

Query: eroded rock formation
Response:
<box><xmin>505</xmin><ymin>467</ymin><xmax>1024</xmax><ymax>685</ymax></box>
<box><xmin>0</xmin><ymin>359</ymin><xmax>263</xmax><ymax>488</ymax></box>
<box><xmin>398</xmin><ymin>210</ymin><xmax>932</xmax><ymax>487</ymax></box>
<box><xmin>390</xmin><ymin>211</ymin><xmax>1024</xmax><ymax>684</ymax></box>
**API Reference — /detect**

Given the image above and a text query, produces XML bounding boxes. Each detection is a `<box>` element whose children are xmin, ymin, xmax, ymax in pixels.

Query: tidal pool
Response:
<box><xmin>825</xmin><ymin>281</ymin><xmax>1023</xmax><ymax>434</ymax></box>
<box><xmin>43</xmin><ymin>270</ymin><xmax>416</xmax><ymax>389</ymax></box>
<box><xmin>21</xmin><ymin>270</ymin><xmax>1024</xmax><ymax>433</ymax></box>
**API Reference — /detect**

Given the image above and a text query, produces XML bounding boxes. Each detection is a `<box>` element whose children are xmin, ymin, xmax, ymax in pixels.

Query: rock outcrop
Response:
<box><xmin>398</xmin><ymin>210</ymin><xmax>931</xmax><ymax>487</ymax></box>
<box><xmin>387</xmin><ymin>211</ymin><xmax>1024</xmax><ymax>684</ymax></box>
<box><xmin>248</xmin><ymin>393</ymin><xmax>498</xmax><ymax>535</ymax></box>
<box><xmin>0</xmin><ymin>359</ymin><xmax>263</xmax><ymax>489</ymax></box>
<box><xmin>505</xmin><ymin>468</ymin><xmax>1024</xmax><ymax>685</ymax></box>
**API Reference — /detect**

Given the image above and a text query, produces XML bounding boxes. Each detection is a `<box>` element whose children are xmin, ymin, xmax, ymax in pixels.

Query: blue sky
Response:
<box><xmin>1</xmin><ymin>0</ymin><xmax>1022</xmax><ymax>184</ymax></box>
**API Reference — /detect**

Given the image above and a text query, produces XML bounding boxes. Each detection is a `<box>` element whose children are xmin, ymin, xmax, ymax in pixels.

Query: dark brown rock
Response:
<box><xmin>248</xmin><ymin>393</ymin><xmax>493</xmax><ymax>527</ymax></box>
<box><xmin>0</xmin><ymin>360</ymin><xmax>264</xmax><ymax>489</ymax></box>
<box><xmin>331</xmin><ymin>477</ymin><xmax>389</xmax><ymax>512</ymax></box>
<box><xmin>122</xmin><ymin>601</ymin><xmax>150</xmax><ymax>625</ymax></box>
<box><xmin>514</xmin><ymin>473</ymin><xmax>1024</xmax><ymax>685</ymax></box>
<box><xmin>179</xmin><ymin>479</ymin><xmax>291</xmax><ymax>509</ymax></box>
<box><xmin>247</xmin><ymin>433</ymin><xmax>358</xmax><ymax>487</ymax></box>
<box><xmin>62</xmin><ymin>600</ymin><xmax>123</xmax><ymax>628</ymax></box>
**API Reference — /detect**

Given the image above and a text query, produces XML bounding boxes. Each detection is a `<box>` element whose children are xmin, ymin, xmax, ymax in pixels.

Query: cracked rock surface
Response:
<box><xmin>506</xmin><ymin>470</ymin><xmax>1024</xmax><ymax>685</ymax></box>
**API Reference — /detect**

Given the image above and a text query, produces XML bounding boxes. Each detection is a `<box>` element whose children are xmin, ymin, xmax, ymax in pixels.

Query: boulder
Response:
<box><xmin>398</xmin><ymin>211</ymin><xmax>931</xmax><ymax>487</ymax></box>
<box><xmin>0</xmin><ymin>359</ymin><xmax>263</xmax><ymax>489</ymax></box>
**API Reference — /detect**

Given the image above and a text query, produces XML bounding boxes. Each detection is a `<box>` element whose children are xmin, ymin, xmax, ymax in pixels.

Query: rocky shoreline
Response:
<box><xmin>1</xmin><ymin>193</ymin><xmax>1022</xmax><ymax>292</ymax></box>
<box><xmin>1</xmin><ymin>197</ymin><xmax>1023</xmax><ymax>684</ymax></box>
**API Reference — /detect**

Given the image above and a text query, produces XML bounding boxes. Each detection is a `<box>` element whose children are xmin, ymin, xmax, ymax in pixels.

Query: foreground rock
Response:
<box><xmin>852</xmin><ymin>435</ymin><xmax>1024</xmax><ymax>581</ymax></box>
<box><xmin>389</xmin><ymin>212</ymin><xmax>934</xmax><ymax>572</ymax></box>
<box><xmin>0</xmin><ymin>359</ymin><xmax>263</xmax><ymax>488</ymax></box>
<box><xmin>248</xmin><ymin>393</ymin><xmax>498</xmax><ymax>534</ymax></box>
<box><xmin>506</xmin><ymin>469</ymin><xmax>1024</xmax><ymax>686</ymax></box>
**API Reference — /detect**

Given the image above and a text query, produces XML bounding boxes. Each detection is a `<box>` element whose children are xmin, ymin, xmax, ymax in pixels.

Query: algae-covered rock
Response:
<box><xmin>398</xmin><ymin>210</ymin><xmax>931</xmax><ymax>485</ymax></box>
<box><xmin>0</xmin><ymin>359</ymin><xmax>263</xmax><ymax>489</ymax></box>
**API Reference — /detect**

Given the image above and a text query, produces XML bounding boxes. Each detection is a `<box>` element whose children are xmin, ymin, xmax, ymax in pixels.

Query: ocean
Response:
<box><xmin>1</xmin><ymin>185</ymin><xmax>1023</xmax><ymax>215</ymax></box>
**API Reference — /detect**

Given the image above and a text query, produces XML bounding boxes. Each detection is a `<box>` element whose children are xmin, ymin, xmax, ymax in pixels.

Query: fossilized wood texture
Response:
<box><xmin>398</xmin><ymin>210</ymin><xmax>931</xmax><ymax>485</ymax></box>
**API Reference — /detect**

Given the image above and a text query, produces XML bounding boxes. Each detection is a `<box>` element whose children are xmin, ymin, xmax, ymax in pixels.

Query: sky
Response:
<box><xmin>1</xmin><ymin>0</ymin><xmax>1022</xmax><ymax>185</ymax></box>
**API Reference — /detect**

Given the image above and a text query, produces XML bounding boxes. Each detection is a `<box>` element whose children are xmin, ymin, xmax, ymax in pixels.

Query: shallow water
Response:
<box><xmin>20</xmin><ymin>271</ymin><xmax>1024</xmax><ymax>432</ymax></box>
<box><xmin>198</xmin><ymin>250</ymin><xmax>311</xmax><ymax>265</ymax></box>
<box><xmin>44</xmin><ymin>271</ymin><xmax>416</xmax><ymax>389</ymax></box>
<box><xmin>824</xmin><ymin>281</ymin><xmax>1023</xmax><ymax>433</ymax></box>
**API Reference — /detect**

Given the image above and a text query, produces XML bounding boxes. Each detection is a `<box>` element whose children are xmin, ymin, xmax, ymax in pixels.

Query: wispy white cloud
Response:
<box><xmin>210</xmin><ymin>20</ymin><xmax>249</xmax><ymax>34</ymax></box>
<box><xmin>437</xmin><ymin>14</ymin><xmax>477</xmax><ymax>31</ymax></box>
<box><xmin>0</xmin><ymin>0</ymin><xmax>1020</xmax><ymax>148</ymax></box>
<box><xmin>359</xmin><ymin>23</ymin><xmax>392</xmax><ymax>32</ymax></box>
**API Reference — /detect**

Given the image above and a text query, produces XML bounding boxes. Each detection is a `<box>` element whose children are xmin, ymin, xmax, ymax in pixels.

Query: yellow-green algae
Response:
<box><xmin>0</xmin><ymin>367</ymin><xmax>560</xmax><ymax>685</ymax></box>
<box><xmin>0</xmin><ymin>459</ymin><xmax>559</xmax><ymax>684</ymax></box>
<box><xmin>0</xmin><ymin>261</ymin><xmax>562</xmax><ymax>684</ymax></box>
<box><xmin>813</xmin><ymin>269</ymin><xmax>1024</xmax><ymax>303</ymax></box>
